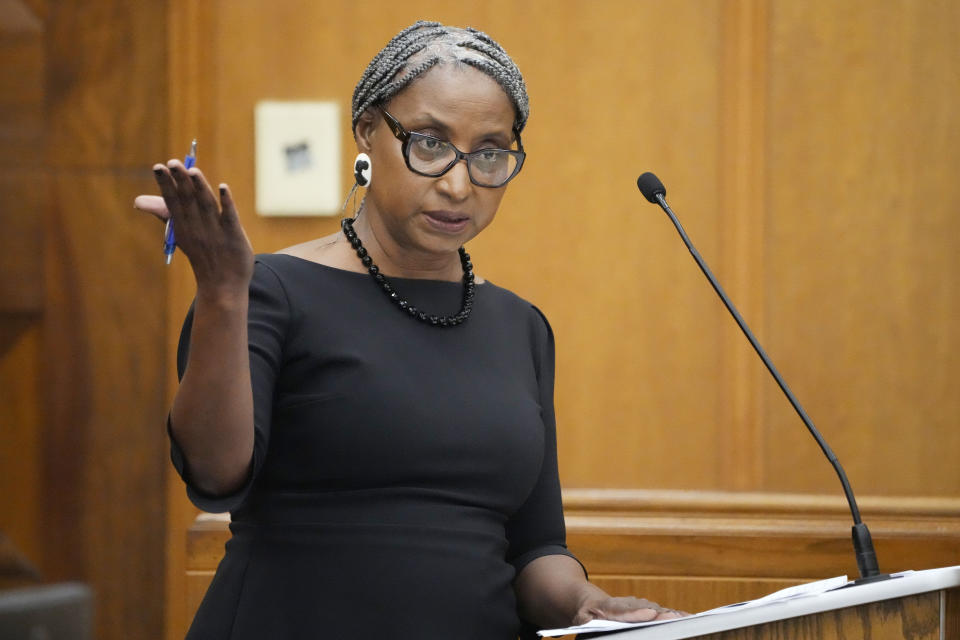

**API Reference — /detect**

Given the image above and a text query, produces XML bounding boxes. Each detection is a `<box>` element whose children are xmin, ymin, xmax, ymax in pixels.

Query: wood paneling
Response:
<box><xmin>761</xmin><ymin>0</ymin><xmax>960</xmax><ymax>496</ymax></box>
<box><xmin>563</xmin><ymin>490</ymin><xmax>960</xmax><ymax>587</ymax></box>
<box><xmin>715</xmin><ymin>0</ymin><xmax>768</xmax><ymax>490</ymax></box>
<box><xmin>0</xmin><ymin>0</ymin><xmax>45</xmax><ymax>600</ymax></box>
<box><xmin>1</xmin><ymin>1</ymin><xmax>174</xmax><ymax>639</ymax></box>
<box><xmin>162</xmin><ymin>0</ymin><xmax>960</xmax><ymax>636</ymax></box>
<box><xmin>45</xmin><ymin>1</ymin><xmax>168</xmax><ymax>168</ymax></box>
<box><xmin>41</xmin><ymin>169</ymin><xmax>169</xmax><ymax>638</ymax></box>
<box><xmin>0</xmin><ymin>0</ymin><xmax>44</xmax><ymax>166</ymax></box>
<box><xmin>164</xmin><ymin>0</ymin><xmax>960</xmax><ymax>500</ymax></box>
<box><xmin>0</xmin><ymin>0</ymin><xmax>45</xmax><ymax>311</ymax></box>
<box><xmin>0</xmin><ymin>322</ymin><xmax>42</xmax><ymax>565</ymax></box>
<box><xmin>946</xmin><ymin>588</ymin><xmax>960</xmax><ymax>640</ymax></box>
<box><xmin>0</xmin><ymin>173</ymin><xmax>46</xmax><ymax>313</ymax></box>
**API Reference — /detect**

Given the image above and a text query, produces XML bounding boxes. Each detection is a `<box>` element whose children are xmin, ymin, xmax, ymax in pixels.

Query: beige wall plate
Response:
<box><xmin>254</xmin><ymin>100</ymin><xmax>341</xmax><ymax>216</ymax></box>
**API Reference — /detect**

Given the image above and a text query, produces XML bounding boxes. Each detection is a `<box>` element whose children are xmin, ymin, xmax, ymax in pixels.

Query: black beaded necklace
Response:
<box><xmin>340</xmin><ymin>218</ymin><xmax>475</xmax><ymax>327</ymax></box>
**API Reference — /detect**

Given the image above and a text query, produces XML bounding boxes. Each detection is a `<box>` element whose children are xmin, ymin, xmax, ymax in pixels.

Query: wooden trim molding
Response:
<box><xmin>562</xmin><ymin>489</ymin><xmax>960</xmax><ymax>585</ymax></box>
<box><xmin>562</xmin><ymin>488</ymin><xmax>960</xmax><ymax>518</ymax></box>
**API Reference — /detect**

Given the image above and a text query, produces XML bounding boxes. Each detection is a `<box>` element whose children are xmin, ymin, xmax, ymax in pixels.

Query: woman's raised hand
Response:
<box><xmin>139</xmin><ymin>161</ymin><xmax>257</xmax><ymax>497</ymax></box>
<box><xmin>135</xmin><ymin>160</ymin><xmax>254</xmax><ymax>301</ymax></box>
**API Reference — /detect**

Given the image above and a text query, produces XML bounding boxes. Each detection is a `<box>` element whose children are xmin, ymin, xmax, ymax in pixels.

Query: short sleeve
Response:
<box><xmin>168</xmin><ymin>258</ymin><xmax>290</xmax><ymax>513</ymax></box>
<box><xmin>504</xmin><ymin>306</ymin><xmax>586</xmax><ymax>578</ymax></box>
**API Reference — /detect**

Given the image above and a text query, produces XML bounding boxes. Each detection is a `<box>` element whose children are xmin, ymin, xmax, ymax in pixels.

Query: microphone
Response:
<box><xmin>637</xmin><ymin>171</ymin><xmax>888</xmax><ymax>584</ymax></box>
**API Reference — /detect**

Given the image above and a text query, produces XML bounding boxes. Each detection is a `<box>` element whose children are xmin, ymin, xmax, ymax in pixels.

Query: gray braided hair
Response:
<box><xmin>352</xmin><ymin>21</ymin><xmax>530</xmax><ymax>134</ymax></box>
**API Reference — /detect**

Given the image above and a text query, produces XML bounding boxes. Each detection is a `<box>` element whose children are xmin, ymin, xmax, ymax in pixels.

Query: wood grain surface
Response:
<box><xmin>0</xmin><ymin>0</ymin><xmax>46</xmax><ymax>601</ymax></box>
<box><xmin>693</xmin><ymin>592</ymin><xmax>940</xmax><ymax>640</ymax></box>
<box><xmin>162</xmin><ymin>0</ymin><xmax>960</xmax><ymax>500</ymax></box>
<box><xmin>0</xmin><ymin>0</ymin><xmax>45</xmax><ymax>311</ymax></box>
<box><xmin>162</xmin><ymin>2</ymin><xmax>960</xmax><ymax>637</ymax></box>
<box><xmin>1</xmin><ymin>1</ymin><xmax>957</xmax><ymax>639</ymax></box>
<box><xmin>0</xmin><ymin>2</ymin><xmax>172</xmax><ymax>639</ymax></box>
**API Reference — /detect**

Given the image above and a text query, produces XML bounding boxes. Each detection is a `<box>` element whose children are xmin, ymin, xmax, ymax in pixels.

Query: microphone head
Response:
<box><xmin>637</xmin><ymin>172</ymin><xmax>666</xmax><ymax>203</ymax></box>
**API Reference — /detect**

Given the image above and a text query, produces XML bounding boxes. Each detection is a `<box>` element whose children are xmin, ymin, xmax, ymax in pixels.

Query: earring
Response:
<box><xmin>354</xmin><ymin>153</ymin><xmax>372</xmax><ymax>187</ymax></box>
<box><xmin>341</xmin><ymin>153</ymin><xmax>372</xmax><ymax>220</ymax></box>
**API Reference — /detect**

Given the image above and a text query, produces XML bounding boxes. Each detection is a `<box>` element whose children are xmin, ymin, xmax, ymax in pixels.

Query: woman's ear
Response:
<box><xmin>354</xmin><ymin>109</ymin><xmax>377</xmax><ymax>154</ymax></box>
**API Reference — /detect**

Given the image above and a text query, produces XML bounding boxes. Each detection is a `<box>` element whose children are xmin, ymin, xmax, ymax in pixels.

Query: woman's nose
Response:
<box><xmin>436</xmin><ymin>158</ymin><xmax>472</xmax><ymax>200</ymax></box>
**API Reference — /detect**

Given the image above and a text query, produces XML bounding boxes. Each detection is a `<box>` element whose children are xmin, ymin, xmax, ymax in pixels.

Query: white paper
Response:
<box><xmin>696</xmin><ymin>574</ymin><xmax>849</xmax><ymax>616</ymax></box>
<box><xmin>537</xmin><ymin>575</ymin><xmax>848</xmax><ymax>637</ymax></box>
<box><xmin>538</xmin><ymin>617</ymin><xmax>676</xmax><ymax>637</ymax></box>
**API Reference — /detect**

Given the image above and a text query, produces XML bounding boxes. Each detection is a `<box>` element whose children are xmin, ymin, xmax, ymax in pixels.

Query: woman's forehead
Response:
<box><xmin>387</xmin><ymin>64</ymin><xmax>516</xmax><ymax>129</ymax></box>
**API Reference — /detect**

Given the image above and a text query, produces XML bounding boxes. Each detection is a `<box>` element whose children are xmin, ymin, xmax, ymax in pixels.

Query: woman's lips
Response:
<box><xmin>423</xmin><ymin>210</ymin><xmax>470</xmax><ymax>233</ymax></box>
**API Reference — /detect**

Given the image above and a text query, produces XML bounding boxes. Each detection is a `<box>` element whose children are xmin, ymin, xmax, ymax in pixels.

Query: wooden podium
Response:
<box><xmin>586</xmin><ymin>566</ymin><xmax>960</xmax><ymax>640</ymax></box>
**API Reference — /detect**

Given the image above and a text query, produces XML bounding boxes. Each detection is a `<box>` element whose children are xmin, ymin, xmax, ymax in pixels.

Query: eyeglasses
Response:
<box><xmin>379</xmin><ymin>108</ymin><xmax>525</xmax><ymax>188</ymax></box>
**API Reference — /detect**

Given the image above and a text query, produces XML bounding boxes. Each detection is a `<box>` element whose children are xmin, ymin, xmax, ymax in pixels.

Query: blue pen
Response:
<box><xmin>164</xmin><ymin>139</ymin><xmax>197</xmax><ymax>264</ymax></box>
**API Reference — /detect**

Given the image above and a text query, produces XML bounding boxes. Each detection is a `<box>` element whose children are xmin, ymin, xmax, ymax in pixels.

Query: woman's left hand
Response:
<box><xmin>514</xmin><ymin>555</ymin><xmax>689</xmax><ymax>629</ymax></box>
<box><xmin>572</xmin><ymin>595</ymin><xmax>687</xmax><ymax>625</ymax></box>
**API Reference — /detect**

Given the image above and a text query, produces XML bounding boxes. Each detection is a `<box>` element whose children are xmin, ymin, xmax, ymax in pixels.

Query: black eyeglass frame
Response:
<box><xmin>379</xmin><ymin>107</ymin><xmax>526</xmax><ymax>188</ymax></box>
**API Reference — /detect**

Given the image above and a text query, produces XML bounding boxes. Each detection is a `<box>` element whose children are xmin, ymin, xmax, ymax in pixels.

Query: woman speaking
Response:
<box><xmin>137</xmin><ymin>20</ymin><xmax>681</xmax><ymax>639</ymax></box>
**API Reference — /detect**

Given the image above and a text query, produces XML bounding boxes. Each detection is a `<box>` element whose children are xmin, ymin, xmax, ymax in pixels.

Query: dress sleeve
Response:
<box><xmin>168</xmin><ymin>257</ymin><xmax>290</xmax><ymax>513</ymax></box>
<box><xmin>504</xmin><ymin>306</ymin><xmax>587</xmax><ymax>579</ymax></box>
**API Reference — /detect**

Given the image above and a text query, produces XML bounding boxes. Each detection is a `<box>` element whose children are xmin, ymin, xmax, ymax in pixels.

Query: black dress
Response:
<box><xmin>171</xmin><ymin>254</ymin><xmax>580</xmax><ymax>639</ymax></box>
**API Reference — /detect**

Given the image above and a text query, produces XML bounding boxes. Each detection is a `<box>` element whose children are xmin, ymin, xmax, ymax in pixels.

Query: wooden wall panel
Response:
<box><xmin>30</xmin><ymin>2</ymin><xmax>171</xmax><ymax>639</ymax></box>
<box><xmin>763</xmin><ymin>0</ymin><xmax>960</xmax><ymax>496</ymax></box>
<box><xmin>41</xmin><ymin>168</ymin><xmax>170</xmax><ymax>636</ymax></box>
<box><xmin>169</xmin><ymin>0</ymin><xmax>960</xmax><ymax>499</ymax></box>
<box><xmin>0</xmin><ymin>174</ymin><xmax>46</xmax><ymax>313</ymax></box>
<box><xmin>163</xmin><ymin>0</ymin><xmax>960</xmax><ymax>636</ymax></box>
<box><xmin>0</xmin><ymin>1</ymin><xmax>47</xmax><ymax>311</ymax></box>
<box><xmin>0</xmin><ymin>0</ymin><xmax>44</xmax><ymax>167</ymax></box>
<box><xmin>0</xmin><ymin>0</ymin><xmax>46</xmax><ymax>597</ymax></box>
<box><xmin>715</xmin><ymin>0</ymin><xmax>768</xmax><ymax>490</ymax></box>
<box><xmin>45</xmin><ymin>1</ymin><xmax>168</xmax><ymax>167</ymax></box>
<box><xmin>0</xmin><ymin>322</ymin><xmax>42</xmax><ymax>567</ymax></box>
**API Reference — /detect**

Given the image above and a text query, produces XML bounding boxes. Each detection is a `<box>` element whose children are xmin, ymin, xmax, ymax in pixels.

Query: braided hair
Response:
<box><xmin>352</xmin><ymin>21</ymin><xmax>530</xmax><ymax>134</ymax></box>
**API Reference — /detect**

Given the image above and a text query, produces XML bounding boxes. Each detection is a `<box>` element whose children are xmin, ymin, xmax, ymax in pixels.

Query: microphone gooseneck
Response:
<box><xmin>637</xmin><ymin>171</ymin><xmax>886</xmax><ymax>583</ymax></box>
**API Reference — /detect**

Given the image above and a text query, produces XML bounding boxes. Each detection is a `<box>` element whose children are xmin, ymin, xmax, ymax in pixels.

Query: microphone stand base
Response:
<box><xmin>837</xmin><ymin>573</ymin><xmax>899</xmax><ymax>588</ymax></box>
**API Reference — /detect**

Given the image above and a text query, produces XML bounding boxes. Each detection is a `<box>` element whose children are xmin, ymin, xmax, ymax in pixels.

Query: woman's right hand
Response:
<box><xmin>135</xmin><ymin>160</ymin><xmax>254</xmax><ymax>301</ymax></box>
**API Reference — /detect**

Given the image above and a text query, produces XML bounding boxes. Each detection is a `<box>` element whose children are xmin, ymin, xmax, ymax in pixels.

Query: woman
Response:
<box><xmin>137</xmin><ymin>21</ymin><xmax>681</xmax><ymax>639</ymax></box>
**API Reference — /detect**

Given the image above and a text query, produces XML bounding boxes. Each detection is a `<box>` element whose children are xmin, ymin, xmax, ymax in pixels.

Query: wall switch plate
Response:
<box><xmin>255</xmin><ymin>100</ymin><xmax>341</xmax><ymax>216</ymax></box>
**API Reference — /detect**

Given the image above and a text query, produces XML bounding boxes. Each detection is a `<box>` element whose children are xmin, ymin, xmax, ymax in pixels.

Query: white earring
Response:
<box><xmin>341</xmin><ymin>153</ymin><xmax>372</xmax><ymax>220</ymax></box>
<box><xmin>354</xmin><ymin>153</ymin><xmax>372</xmax><ymax>187</ymax></box>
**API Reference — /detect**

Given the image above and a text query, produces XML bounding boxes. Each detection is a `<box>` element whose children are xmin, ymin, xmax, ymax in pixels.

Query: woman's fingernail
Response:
<box><xmin>219</xmin><ymin>186</ymin><xmax>226</xmax><ymax>195</ymax></box>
